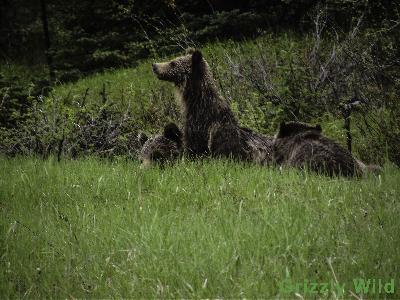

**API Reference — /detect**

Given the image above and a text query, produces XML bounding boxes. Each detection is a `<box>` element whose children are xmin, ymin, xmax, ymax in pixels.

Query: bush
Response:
<box><xmin>0</xmin><ymin>72</ymin><xmax>181</xmax><ymax>159</ymax></box>
<box><xmin>0</xmin><ymin>71</ymin><xmax>50</xmax><ymax>128</ymax></box>
<box><xmin>208</xmin><ymin>12</ymin><xmax>399</xmax><ymax>165</ymax></box>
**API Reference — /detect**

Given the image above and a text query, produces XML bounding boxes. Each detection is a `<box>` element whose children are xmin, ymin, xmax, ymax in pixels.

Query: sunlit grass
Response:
<box><xmin>1</xmin><ymin>157</ymin><xmax>399</xmax><ymax>298</ymax></box>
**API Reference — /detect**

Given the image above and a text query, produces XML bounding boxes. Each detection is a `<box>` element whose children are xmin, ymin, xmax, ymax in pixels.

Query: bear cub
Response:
<box><xmin>138</xmin><ymin>123</ymin><xmax>182</xmax><ymax>167</ymax></box>
<box><xmin>273</xmin><ymin>121</ymin><xmax>358</xmax><ymax>177</ymax></box>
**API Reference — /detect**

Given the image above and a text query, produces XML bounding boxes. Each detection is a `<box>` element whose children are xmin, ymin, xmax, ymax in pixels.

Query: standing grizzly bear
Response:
<box><xmin>273</xmin><ymin>121</ymin><xmax>380</xmax><ymax>177</ymax></box>
<box><xmin>138</xmin><ymin>122</ymin><xmax>182</xmax><ymax>167</ymax></box>
<box><xmin>152</xmin><ymin>48</ymin><xmax>273</xmax><ymax>163</ymax></box>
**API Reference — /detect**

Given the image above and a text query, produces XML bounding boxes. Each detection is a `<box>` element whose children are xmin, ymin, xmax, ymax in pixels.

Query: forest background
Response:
<box><xmin>0</xmin><ymin>0</ymin><xmax>399</xmax><ymax>164</ymax></box>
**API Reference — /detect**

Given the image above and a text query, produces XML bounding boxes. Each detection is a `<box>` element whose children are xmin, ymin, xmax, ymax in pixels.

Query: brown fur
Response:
<box><xmin>153</xmin><ymin>49</ymin><xmax>273</xmax><ymax>163</ymax></box>
<box><xmin>138</xmin><ymin>123</ymin><xmax>182</xmax><ymax>167</ymax></box>
<box><xmin>208</xmin><ymin>124</ymin><xmax>273</xmax><ymax>165</ymax></box>
<box><xmin>355</xmin><ymin>159</ymin><xmax>382</xmax><ymax>176</ymax></box>
<box><xmin>273</xmin><ymin>121</ymin><xmax>359</xmax><ymax>177</ymax></box>
<box><xmin>153</xmin><ymin>48</ymin><xmax>237</xmax><ymax>157</ymax></box>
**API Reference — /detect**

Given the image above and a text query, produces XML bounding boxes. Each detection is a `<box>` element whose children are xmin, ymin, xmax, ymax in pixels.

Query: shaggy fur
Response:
<box><xmin>138</xmin><ymin>123</ymin><xmax>182</xmax><ymax>167</ymax></box>
<box><xmin>273</xmin><ymin>121</ymin><xmax>359</xmax><ymax>177</ymax></box>
<box><xmin>208</xmin><ymin>124</ymin><xmax>273</xmax><ymax>165</ymax></box>
<box><xmin>152</xmin><ymin>48</ymin><xmax>273</xmax><ymax>163</ymax></box>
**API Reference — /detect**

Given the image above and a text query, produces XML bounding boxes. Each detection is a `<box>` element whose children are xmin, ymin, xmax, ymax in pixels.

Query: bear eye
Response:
<box><xmin>170</xmin><ymin>61</ymin><xmax>176</xmax><ymax>67</ymax></box>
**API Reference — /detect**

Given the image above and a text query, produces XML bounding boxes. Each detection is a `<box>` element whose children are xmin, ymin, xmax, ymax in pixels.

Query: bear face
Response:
<box><xmin>138</xmin><ymin>123</ymin><xmax>182</xmax><ymax>167</ymax></box>
<box><xmin>152</xmin><ymin>48</ymin><xmax>203</xmax><ymax>87</ymax></box>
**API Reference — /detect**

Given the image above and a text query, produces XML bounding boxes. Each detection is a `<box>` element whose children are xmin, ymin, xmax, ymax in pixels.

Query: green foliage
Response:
<box><xmin>0</xmin><ymin>59</ymin><xmax>181</xmax><ymax>158</ymax></box>
<box><xmin>1</xmin><ymin>28</ymin><xmax>399</xmax><ymax>165</ymax></box>
<box><xmin>0</xmin><ymin>66</ymin><xmax>50</xmax><ymax>128</ymax></box>
<box><xmin>3</xmin><ymin>0</ymin><xmax>398</xmax><ymax>79</ymax></box>
<box><xmin>202</xmin><ymin>21</ymin><xmax>399</xmax><ymax>165</ymax></box>
<box><xmin>1</xmin><ymin>157</ymin><xmax>399</xmax><ymax>297</ymax></box>
<box><xmin>184</xmin><ymin>10</ymin><xmax>266</xmax><ymax>40</ymax></box>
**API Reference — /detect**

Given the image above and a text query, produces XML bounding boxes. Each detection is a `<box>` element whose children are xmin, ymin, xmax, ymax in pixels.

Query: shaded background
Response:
<box><xmin>2</xmin><ymin>0</ymin><xmax>398</xmax><ymax>78</ymax></box>
<box><xmin>0</xmin><ymin>0</ymin><xmax>399</xmax><ymax>164</ymax></box>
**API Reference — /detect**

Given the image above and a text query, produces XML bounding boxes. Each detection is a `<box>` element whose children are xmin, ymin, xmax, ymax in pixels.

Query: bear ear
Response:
<box><xmin>137</xmin><ymin>132</ymin><xmax>148</xmax><ymax>147</ymax></box>
<box><xmin>315</xmin><ymin>124</ymin><xmax>322</xmax><ymax>132</ymax></box>
<box><xmin>164</xmin><ymin>122</ymin><xmax>182</xmax><ymax>145</ymax></box>
<box><xmin>192</xmin><ymin>50</ymin><xmax>203</xmax><ymax>65</ymax></box>
<box><xmin>186</xmin><ymin>47</ymin><xmax>195</xmax><ymax>55</ymax></box>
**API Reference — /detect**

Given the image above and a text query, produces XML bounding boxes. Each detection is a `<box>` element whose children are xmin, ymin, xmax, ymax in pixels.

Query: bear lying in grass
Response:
<box><xmin>152</xmin><ymin>48</ymin><xmax>273</xmax><ymax>164</ymax></box>
<box><xmin>208</xmin><ymin>123</ymin><xmax>274</xmax><ymax>165</ymax></box>
<box><xmin>273</xmin><ymin>121</ymin><xmax>380</xmax><ymax>177</ymax></box>
<box><xmin>138</xmin><ymin>123</ymin><xmax>182</xmax><ymax>167</ymax></box>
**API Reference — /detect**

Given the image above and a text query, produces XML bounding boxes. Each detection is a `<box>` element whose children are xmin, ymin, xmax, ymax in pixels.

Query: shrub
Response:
<box><xmin>211</xmin><ymin>12</ymin><xmax>399</xmax><ymax>165</ymax></box>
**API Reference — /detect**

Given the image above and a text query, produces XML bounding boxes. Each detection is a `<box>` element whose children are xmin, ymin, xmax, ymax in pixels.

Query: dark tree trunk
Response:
<box><xmin>344</xmin><ymin>114</ymin><xmax>352</xmax><ymax>153</ymax></box>
<box><xmin>40</xmin><ymin>0</ymin><xmax>55</xmax><ymax>83</ymax></box>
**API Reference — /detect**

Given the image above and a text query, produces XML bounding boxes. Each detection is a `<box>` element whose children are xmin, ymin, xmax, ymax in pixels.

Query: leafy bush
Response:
<box><xmin>0</xmin><ymin>72</ymin><xmax>50</xmax><ymax>128</ymax></box>
<box><xmin>0</xmin><ymin>69</ymin><xmax>180</xmax><ymax>159</ymax></box>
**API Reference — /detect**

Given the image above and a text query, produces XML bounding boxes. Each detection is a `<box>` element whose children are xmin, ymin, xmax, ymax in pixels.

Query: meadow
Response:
<box><xmin>1</xmin><ymin>156</ymin><xmax>399</xmax><ymax>298</ymax></box>
<box><xmin>1</xmin><ymin>28</ymin><xmax>399</xmax><ymax>298</ymax></box>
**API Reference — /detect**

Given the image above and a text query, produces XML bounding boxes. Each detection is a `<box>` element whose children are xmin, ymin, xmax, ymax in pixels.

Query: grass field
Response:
<box><xmin>1</xmin><ymin>156</ymin><xmax>399</xmax><ymax>298</ymax></box>
<box><xmin>1</xmin><ymin>32</ymin><xmax>398</xmax><ymax>298</ymax></box>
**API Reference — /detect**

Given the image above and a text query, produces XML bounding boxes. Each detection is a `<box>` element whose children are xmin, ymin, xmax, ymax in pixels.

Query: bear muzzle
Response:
<box><xmin>152</xmin><ymin>63</ymin><xmax>161</xmax><ymax>76</ymax></box>
<box><xmin>152</xmin><ymin>63</ymin><xmax>166</xmax><ymax>78</ymax></box>
<box><xmin>152</xmin><ymin>62</ymin><xmax>172</xmax><ymax>81</ymax></box>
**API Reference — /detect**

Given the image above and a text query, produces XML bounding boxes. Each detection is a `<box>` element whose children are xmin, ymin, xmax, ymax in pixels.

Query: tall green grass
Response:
<box><xmin>1</xmin><ymin>157</ymin><xmax>399</xmax><ymax>298</ymax></box>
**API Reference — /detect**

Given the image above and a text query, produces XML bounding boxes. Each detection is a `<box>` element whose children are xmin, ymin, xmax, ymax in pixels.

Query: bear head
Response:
<box><xmin>152</xmin><ymin>48</ymin><xmax>204</xmax><ymax>87</ymax></box>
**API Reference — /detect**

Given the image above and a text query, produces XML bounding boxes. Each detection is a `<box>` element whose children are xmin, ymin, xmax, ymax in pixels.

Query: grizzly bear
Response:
<box><xmin>138</xmin><ymin>122</ymin><xmax>182</xmax><ymax>167</ymax></box>
<box><xmin>208</xmin><ymin>123</ymin><xmax>273</xmax><ymax>165</ymax></box>
<box><xmin>152</xmin><ymin>48</ymin><xmax>273</xmax><ymax>163</ymax></box>
<box><xmin>273</xmin><ymin>121</ymin><xmax>380</xmax><ymax>177</ymax></box>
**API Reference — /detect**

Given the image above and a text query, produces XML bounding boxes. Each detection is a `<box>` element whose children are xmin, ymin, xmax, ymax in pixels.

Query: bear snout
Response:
<box><xmin>152</xmin><ymin>63</ymin><xmax>158</xmax><ymax>73</ymax></box>
<box><xmin>152</xmin><ymin>63</ymin><xmax>164</xmax><ymax>79</ymax></box>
